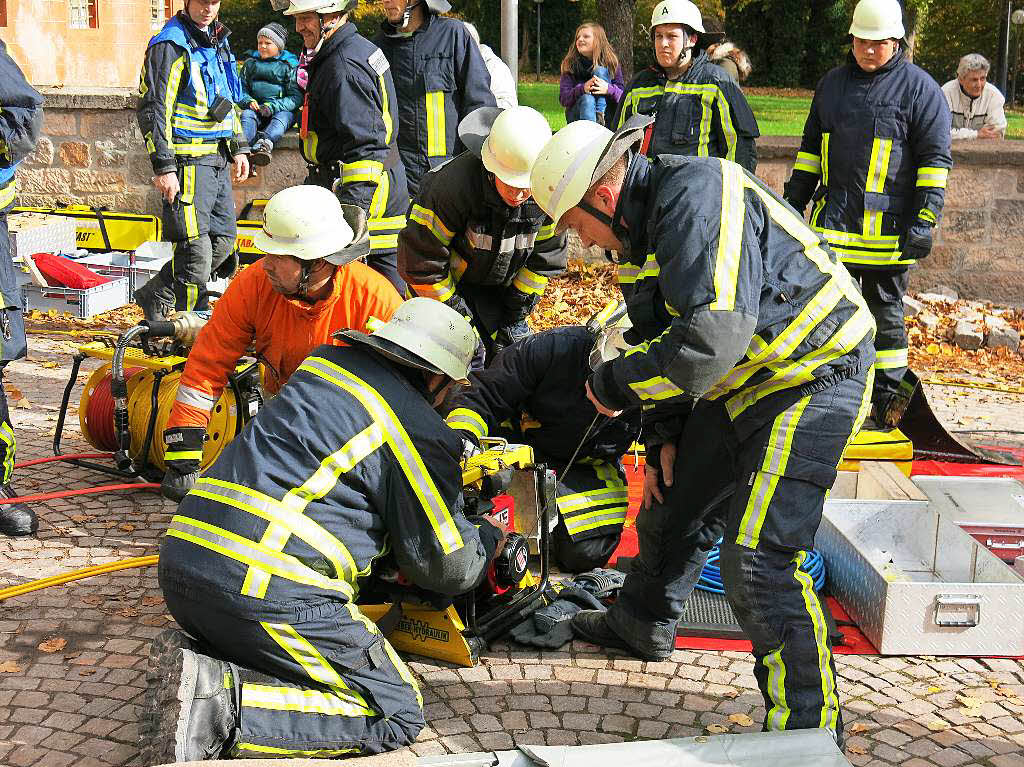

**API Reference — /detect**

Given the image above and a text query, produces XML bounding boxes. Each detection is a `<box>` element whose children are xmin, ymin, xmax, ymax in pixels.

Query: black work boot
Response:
<box><xmin>570</xmin><ymin>610</ymin><xmax>671</xmax><ymax>662</ymax></box>
<box><xmin>250</xmin><ymin>138</ymin><xmax>273</xmax><ymax>167</ymax></box>
<box><xmin>140</xmin><ymin>629</ymin><xmax>238</xmax><ymax>764</ymax></box>
<box><xmin>0</xmin><ymin>484</ymin><xmax>37</xmax><ymax>536</ymax></box>
<box><xmin>134</xmin><ymin>281</ymin><xmax>169</xmax><ymax>323</ymax></box>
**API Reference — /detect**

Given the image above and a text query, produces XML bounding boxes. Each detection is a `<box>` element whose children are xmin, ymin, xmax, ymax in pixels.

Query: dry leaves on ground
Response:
<box><xmin>37</xmin><ymin>637</ymin><xmax>67</xmax><ymax>653</ymax></box>
<box><xmin>705</xmin><ymin>724</ymin><xmax>729</xmax><ymax>734</ymax></box>
<box><xmin>0</xmin><ymin>660</ymin><xmax>23</xmax><ymax>673</ymax></box>
<box><xmin>728</xmin><ymin>713</ymin><xmax>754</xmax><ymax>727</ymax></box>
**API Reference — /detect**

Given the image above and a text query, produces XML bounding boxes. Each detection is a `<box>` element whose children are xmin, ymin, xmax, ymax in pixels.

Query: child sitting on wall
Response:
<box><xmin>237</xmin><ymin>22</ymin><xmax>301</xmax><ymax>167</ymax></box>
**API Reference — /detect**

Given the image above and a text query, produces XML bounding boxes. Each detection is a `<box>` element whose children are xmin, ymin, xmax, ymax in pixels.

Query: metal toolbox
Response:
<box><xmin>914</xmin><ymin>476</ymin><xmax>1024</xmax><ymax>562</ymax></box>
<box><xmin>817</xmin><ymin>500</ymin><xmax>1024</xmax><ymax>656</ymax></box>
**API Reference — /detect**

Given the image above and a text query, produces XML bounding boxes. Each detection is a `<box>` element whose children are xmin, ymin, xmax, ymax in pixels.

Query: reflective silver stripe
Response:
<box><xmin>241</xmin><ymin>683</ymin><xmax>374</xmax><ymax>717</ymax></box>
<box><xmin>175</xmin><ymin>384</ymin><xmax>218</xmax><ymax>410</ymax></box>
<box><xmin>558</xmin><ymin>486</ymin><xmax>630</xmax><ymax>514</ymax></box>
<box><xmin>466</xmin><ymin>229</ymin><xmax>540</xmax><ymax>254</ymax></box>
<box><xmin>466</xmin><ymin>228</ymin><xmax>493</xmax><ymax>250</ymax></box>
<box><xmin>563</xmin><ymin>508</ymin><xmax>628</xmax><ymax>535</ymax></box>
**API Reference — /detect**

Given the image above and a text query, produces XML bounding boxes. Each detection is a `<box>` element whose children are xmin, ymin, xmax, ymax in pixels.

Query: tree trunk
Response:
<box><xmin>597</xmin><ymin>0</ymin><xmax>636</xmax><ymax>81</ymax></box>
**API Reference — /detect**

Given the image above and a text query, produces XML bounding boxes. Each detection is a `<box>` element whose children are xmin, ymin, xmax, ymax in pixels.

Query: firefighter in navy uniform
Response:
<box><xmin>616</xmin><ymin>0</ymin><xmax>759</xmax><ymax>172</ymax></box>
<box><xmin>531</xmin><ymin>117</ymin><xmax>875</xmax><ymax>742</ymax></box>
<box><xmin>282</xmin><ymin>0</ymin><xmax>409</xmax><ymax>292</ymax></box>
<box><xmin>400</xmin><ymin>106</ymin><xmax>566</xmax><ymax>367</ymax></box>
<box><xmin>0</xmin><ymin>40</ymin><xmax>42</xmax><ymax>537</ymax></box>
<box><xmin>375</xmin><ymin>0</ymin><xmax>496</xmax><ymax>196</ymax></box>
<box><xmin>783</xmin><ymin>0</ymin><xmax>951</xmax><ymax>425</ymax></box>
<box><xmin>142</xmin><ymin>298</ymin><xmax>506</xmax><ymax>763</ymax></box>
<box><xmin>135</xmin><ymin>0</ymin><xmax>250</xmax><ymax>322</ymax></box>
<box><xmin>446</xmin><ymin>304</ymin><xmax>642</xmax><ymax>573</ymax></box>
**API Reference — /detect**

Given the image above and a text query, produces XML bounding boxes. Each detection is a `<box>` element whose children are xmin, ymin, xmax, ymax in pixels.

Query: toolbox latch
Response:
<box><xmin>934</xmin><ymin>594</ymin><xmax>982</xmax><ymax>627</ymax></box>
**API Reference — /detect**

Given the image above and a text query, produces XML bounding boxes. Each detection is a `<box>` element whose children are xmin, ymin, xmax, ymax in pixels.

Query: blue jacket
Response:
<box><xmin>237</xmin><ymin>49</ymin><xmax>301</xmax><ymax>114</ymax></box>
<box><xmin>784</xmin><ymin>51</ymin><xmax>952</xmax><ymax>269</ymax></box>
<box><xmin>0</xmin><ymin>39</ymin><xmax>43</xmax><ymax>204</ymax></box>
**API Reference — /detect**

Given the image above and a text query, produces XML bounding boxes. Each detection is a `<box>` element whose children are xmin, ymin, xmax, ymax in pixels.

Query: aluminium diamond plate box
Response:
<box><xmin>817</xmin><ymin>500</ymin><xmax>1024</xmax><ymax>656</ymax></box>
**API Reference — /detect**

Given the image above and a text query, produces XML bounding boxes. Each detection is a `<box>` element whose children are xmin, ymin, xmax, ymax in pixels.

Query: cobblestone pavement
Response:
<box><xmin>1</xmin><ymin>337</ymin><xmax>1023</xmax><ymax>767</ymax></box>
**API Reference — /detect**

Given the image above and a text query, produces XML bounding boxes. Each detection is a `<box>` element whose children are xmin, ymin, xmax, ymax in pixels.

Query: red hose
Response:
<box><xmin>15</xmin><ymin>453</ymin><xmax>112</xmax><ymax>469</ymax></box>
<box><xmin>0</xmin><ymin>483</ymin><xmax>160</xmax><ymax>504</ymax></box>
<box><xmin>84</xmin><ymin>367</ymin><xmax>143</xmax><ymax>451</ymax></box>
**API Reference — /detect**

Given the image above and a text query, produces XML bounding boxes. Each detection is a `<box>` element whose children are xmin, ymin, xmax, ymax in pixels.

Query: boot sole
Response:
<box><xmin>140</xmin><ymin>629</ymin><xmax>201</xmax><ymax>765</ymax></box>
<box><xmin>251</xmin><ymin>152</ymin><xmax>272</xmax><ymax>167</ymax></box>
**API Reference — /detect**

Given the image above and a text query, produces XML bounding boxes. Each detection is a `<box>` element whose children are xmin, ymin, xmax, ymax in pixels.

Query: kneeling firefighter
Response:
<box><xmin>143</xmin><ymin>298</ymin><xmax>506</xmax><ymax>762</ymax></box>
<box><xmin>446</xmin><ymin>303</ymin><xmax>642</xmax><ymax>572</ymax></box>
<box><xmin>159</xmin><ymin>184</ymin><xmax>403</xmax><ymax>501</ymax></box>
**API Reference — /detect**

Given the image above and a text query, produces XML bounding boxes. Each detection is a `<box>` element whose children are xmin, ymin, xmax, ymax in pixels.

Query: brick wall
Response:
<box><xmin>18</xmin><ymin>92</ymin><xmax>1024</xmax><ymax>305</ymax></box>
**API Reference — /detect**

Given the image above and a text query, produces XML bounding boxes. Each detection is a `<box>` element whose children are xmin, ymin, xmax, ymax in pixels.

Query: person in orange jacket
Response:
<box><xmin>160</xmin><ymin>185</ymin><xmax>403</xmax><ymax>500</ymax></box>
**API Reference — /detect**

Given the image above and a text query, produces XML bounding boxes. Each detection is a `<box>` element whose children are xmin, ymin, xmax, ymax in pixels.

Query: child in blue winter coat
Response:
<box><xmin>237</xmin><ymin>22</ymin><xmax>301</xmax><ymax>167</ymax></box>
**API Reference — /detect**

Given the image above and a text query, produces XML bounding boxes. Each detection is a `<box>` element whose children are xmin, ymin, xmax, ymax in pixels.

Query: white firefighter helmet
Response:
<box><xmin>253</xmin><ymin>185</ymin><xmax>368</xmax><ymax>266</ymax></box>
<box><xmin>335</xmin><ymin>297</ymin><xmax>478</xmax><ymax>383</ymax></box>
<box><xmin>651</xmin><ymin>0</ymin><xmax>705</xmax><ymax>32</ymax></box>
<box><xmin>587</xmin><ymin>301</ymin><xmax>634</xmax><ymax>369</ymax></box>
<box><xmin>480</xmin><ymin>106</ymin><xmax>553</xmax><ymax>188</ymax></box>
<box><xmin>848</xmin><ymin>0</ymin><xmax>905</xmax><ymax>40</ymax></box>
<box><xmin>279</xmin><ymin>0</ymin><xmax>356</xmax><ymax>16</ymax></box>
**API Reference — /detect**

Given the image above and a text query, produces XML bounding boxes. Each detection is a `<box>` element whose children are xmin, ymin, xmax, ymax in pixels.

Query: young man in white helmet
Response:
<box><xmin>159</xmin><ymin>185</ymin><xmax>402</xmax><ymax>501</ymax></box>
<box><xmin>445</xmin><ymin>302</ymin><xmax>642</xmax><ymax>572</ymax></box>
<box><xmin>616</xmin><ymin>0</ymin><xmax>759</xmax><ymax>171</ymax></box>
<box><xmin>529</xmin><ymin>117</ymin><xmax>875</xmax><ymax>743</ymax></box>
<box><xmin>375</xmin><ymin>0</ymin><xmax>496</xmax><ymax>196</ymax></box>
<box><xmin>400</xmin><ymin>106</ymin><xmax>567</xmax><ymax>367</ymax></box>
<box><xmin>277</xmin><ymin>0</ymin><xmax>409</xmax><ymax>293</ymax></box>
<box><xmin>141</xmin><ymin>297</ymin><xmax>506</xmax><ymax>762</ymax></box>
<box><xmin>784</xmin><ymin>0</ymin><xmax>951</xmax><ymax>427</ymax></box>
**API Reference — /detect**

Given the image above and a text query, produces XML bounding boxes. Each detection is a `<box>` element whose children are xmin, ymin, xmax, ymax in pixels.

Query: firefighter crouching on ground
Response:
<box><xmin>0</xmin><ymin>40</ymin><xmax>43</xmax><ymax>537</ymax></box>
<box><xmin>281</xmin><ymin>0</ymin><xmax>410</xmax><ymax>293</ymax></box>
<box><xmin>783</xmin><ymin>0</ymin><xmax>951</xmax><ymax>426</ymax></box>
<box><xmin>530</xmin><ymin>117</ymin><xmax>875</xmax><ymax>743</ymax></box>
<box><xmin>446</xmin><ymin>303</ymin><xmax>642</xmax><ymax>572</ymax></box>
<box><xmin>143</xmin><ymin>298</ymin><xmax>506</xmax><ymax>762</ymax></box>
<box><xmin>400</xmin><ymin>106</ymin><xmax>567</xmax><ymax>368</ymax></box>
<box><xmin>135</xmin><ymin>0</ymin><xmax>250</xmax><ymax>322</ymax></box>
<box><xmin>159</xmin><ymin>185</ymin><xmax>403</xmax><ymax>501</ymax></box>
<box><xmin>375</xmin><ymin>0</ymin><xmax>496</xmax><ymax>196</ymax></box>
<box><xmin>617</xmin><ymin>0</ymin><xmax>759</xmax><ymax>172</ymax></box>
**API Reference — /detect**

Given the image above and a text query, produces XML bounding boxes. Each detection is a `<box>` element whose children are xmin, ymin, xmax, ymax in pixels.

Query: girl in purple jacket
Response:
<box><xmin>559</xmin><ymin>22</ymin><xmax>624</xmax><ymax>126</ymax></box>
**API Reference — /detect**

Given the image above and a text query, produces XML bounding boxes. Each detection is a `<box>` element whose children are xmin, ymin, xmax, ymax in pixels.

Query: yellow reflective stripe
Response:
<box><xmin>918</xmin><ymin>208</ymin><xmax>937</xmax><ymax>225</ymax></box>
<box><xmin>234</xmin><ymin>743</ymin><xmax>361</xmax><ymax>757</ymax></box>
<box><xmin>820</xmin><ymin>133</ymin><xmax>830</xmax><ymax>187</ymax></box>
<box><xmin>715</xmin><ymin>88</ymin><xmax>737</xmax><ymax>162</ymax></box>
<box><xmin>564</xmin><ymin>507</ymin><xmax>629</xmax><ymax>536</ymax></box>
<box><xmin>617</xmin><ymin>263</ymin><xmax>640</xmax><ymax>285</ymax></box>
<box><xmin>299</xmin><ymin>357</ymin><xmax>465</xmax><ymax>554</ymax></box>
<box><xmin>260</xmin><ymin>622</ymin><xmax>375</xmax><ymax>713</ymax></box>
<box><xmin>874</xmin><ymin>347</ymin><xmax>908</xmax><ymax>370</ymax></box>
<box><xmin>341</xmin><ymin>160</ymin><xmax>384</xmax><ymax>185</ymax></box>
<box><xmin>512</xmin><ymin>267</ymin><xmax>548</xmax><ymax>296</ymax></box>
<box><xmin>537</xmin><ymin>221</ymin><xmax>557</xmax><ymax>241</ymax></box>
<box><xmin>369</xmin><ymin>234</ymin><xmax>399</xmax><ymax>251</ymax></box>
<box><xmin>0</xmin><ymin>180</ymin><xmax>16</xmax><ymax>210</ymax></box>
<box><xmin>763</xmin><ymin>645</ymin><xmax>791</xmax><ymax>730</ymax></box>
<box><xmin>185</xmin><ymin>283</ymin><xmax>199</xmax><ymax>311</ymax></box>
<box><xmin>368</xmin><ymin>215</ymin><xmax>407</xmax><ymax>231</ymax></box>
<box><xmin>916</xmin><ymin>166</ymin><xmax>948</xmax><ymax>188</ymax></box>
<box><xmin>163</xmin><ymin>56</ymin><xmax>186</xmax><ymax>156</ymax></box>
<box><xmin>445</xmin><ymin>408</ymin><xmax>488</xmax><ymax>440</ymax></box>
<box><xmin>410</xmin><ymin>271</ymin><xmax>456</xmax><ymax>302</ymax></box>
<box><xmin>166</xmin><ymin>515</ymin><xmax>355</xmax><ymax>598</ymax></box>
<box><xmin>618</xmin><ymin>84</ymin><xmax>665</xmax><ymax>129</ymax></box>
<box><xmin>793</xmin><ymin>549</ymin><xmax>841</xmax><ymax>732</ymax></box>
<box><xmin>735</xmin><ymin>395</ymin><xmax>810</xmax><ymax>549</ymax></box>
<box><xmin>0</xmin><ymin>422</ymin><xmax>15</xmax><ymax>483</ymax></box>
<box><xmin>180</xmin><ymin>164</ymin><xmax>196</xmax><ymax>204</ymax></box>
<box><xmin>557</xmin><ymin>486</ymin><xmax>630</xmax><ymax>514</ymax></box>
<box><xmin>344</xmin><ymin>602</ymin><xmax>422</xmax><ymax>708</ymax></box>
<box><xmin>426</xmin><ymin>91</ymin><xmax>446</xmax><ymax>157</ymax></box>
<box><xmin>378</xmin><ymin>74</ymin><xmax>393</xmax><ymax>145</ymax></box>
<box><xmin>710</xmin><ymin>159</ymin><xmax>746</xmax><ymax>311</ymax></box>
<box><xmin>368</xmin><ymin>168</ymin><xmax>390</xmax><ymax>220</ymax></box>
<box><xmin>164</xmin><ymin>450</ymin><xmax>202</xmax><ymax>462</ymax></box>
<box><xmin>302</xmin><ymin>130</ymin><xmax>318</xmax><ymax>164</ymax></box>
<box><xmin>793</xmin><ymin>151</ymin><xmax>821</xmax><ymax>175</ymax></box>
<box><xmin>182</xmin><ymin>165</ymin><xmax>199</xmax><ymax>240</ymax></box>
<box><xmin>864</xmin><ymin>138</ymin><xmax>893</xmax><ymax>238</ymax></box>
<box><xmin>409</xmin><ymin>204</ymin><xmax>455</xmax><ymax>246</ymax></box>
<box><xmin>637</xmin><ymin>252</ymin><xmax>659</xmax><ymax>281</ymax></box>
<box><xmin>628</xmin><ymin>375</ymin><xmax>686</xmax><ymax>401</ymax></box>
<box><xmin>240</xmin><ymin>683</ymin><xmax>373</xmax><ymax>718</ymax></box>
<box><xmin>170</xmin><ymin>141</ymin><xmax>219</xmax><ymax>157</ymax></box>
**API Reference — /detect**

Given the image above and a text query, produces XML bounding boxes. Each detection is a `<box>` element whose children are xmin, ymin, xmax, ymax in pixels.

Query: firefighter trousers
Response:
<box><xmin>551</xmin><ymin>461</ymin><xmax>627</xmax><ymax>573</ymax></box>
<box><xmin>163</xmin><ymin>589</ymin><xmax>425</xmax><ymax>759</ymax></box>
<box><xmin>847</xmin><ymin>267</ymin><xmax>908</xmax><ymax>404</ymax></box>
<box><xmin>140</xmin><ymin>157</ymin><xmax>237</xmax><ymax>315</ymax></box>
<box><xmin>0</xmin><ymin>364</ymin><xmax>16</xmax><ymax>485</ymax></box>
<box><xmin>606</xmin><ymin>369</ymin><xmax>871</xmax><ymax>737</ymax></box>
<box><xmin>0</xmin><ymin>215</ymin><xmax>26</xmax><ymax>484</ymax></box>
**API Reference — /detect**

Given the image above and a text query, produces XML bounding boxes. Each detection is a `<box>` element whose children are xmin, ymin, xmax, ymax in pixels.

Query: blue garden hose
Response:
<box><xmin>695</xmin><ymin>542</ymin><xmax>826</xmax><ymax>594</ymax></box>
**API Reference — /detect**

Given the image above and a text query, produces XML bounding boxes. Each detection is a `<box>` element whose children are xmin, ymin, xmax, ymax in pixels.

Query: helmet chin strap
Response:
<box><xmin>577</xmin><ymin>150</ymin><xmax>638</xmax><ymax>257</ymax></box>
<box><xmin>399</xmin><ymin>0</ymin><xmax>423</xmax><ymax>30</ymax></box>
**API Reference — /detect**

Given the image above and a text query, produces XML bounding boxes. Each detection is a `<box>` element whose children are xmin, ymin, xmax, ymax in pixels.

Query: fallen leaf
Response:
<box><xmin>12</xmin><ymin>397</ymin><xmax>31</xmax><ymax>409</ymax></box>
<box><xmin>62</xmin><ymin>651</ymin><xmax>81</xmax><ymax>660</ymax></box>
<box><xmin>38</xmin><ymin>360</ymin><xmax>60</xmax><ymax>369</ymax></box>
<box><xmin>956</xmin><ymin>694</ymin><xmax>984</xmax><ymax>713</ymax></box>
<box><xmin>70</xmin><ymin>514</ymin><xmax>94</xmax><ymax>523</ymax></box>
<box><xmin>720</xmin><ymin>689</ymin><xmax>740</xmax><ymax>699</ymax></box>
<box><xmin>994</xmin><ymin>686</ymin><xmax>1018</xmax><ymax>699</ymax></box>
<box><xmin>926</xmin><ymin>720</ymin><xmax>948</xmax><ymax>731</ymax></box>
<box><xmin>77</xmin><ymin>667</ymin><xmax>97</xmax><ymax>676</ymax></box>
<box><xmin>928</xmin><ymin>686</ymin><xmax>942</xmax><ymax>693</ymax></box>
<box><xmin>118</xmin><ymin>523</ymin><xmax>135</xmax><ymax>533</ymax></box>
<box><xmin>847</xmin><ymin>745</ymin><xmax>868</xmax><ymax>755</ymax></box>
<box><xmin>141</xmin><ymin>595</ymin><xmax>164</xmax><ymax>606</ymax></box>
<box><xmin>705</xmin><ymin>724</ymin><xmax>729</xmax><ymax>734</ymax></box>
<box><xmin>37</xmin><ymin>637</ymin><xmax>67</xmax><ymax>653</ymax></box>
<box><xmin>728</xmin><ymin>713</ymin><xmax>754</xmax><ymax>727</ymax></box>
<box><xmin>849</xmin><ymin>722</ymin><xmax>871</xmax><ymax>733</ymax></box>
<box><xmin>117</xmin><ymin>608</ymin><xmax>139</xmax><ymax>618</ymax></box>
<box><xmin>0</xmin><ymin>660</ymin><xmax>23</xmax><ymax>673</ymax></box>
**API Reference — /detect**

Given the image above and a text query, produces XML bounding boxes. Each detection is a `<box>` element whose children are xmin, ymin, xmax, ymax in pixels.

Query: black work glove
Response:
<box><xmin>161</xmin><ymin>467</ymin><xmax>199</xmax><ymax>502</ymax></box>
<box><xmin>901</xmin><ymin>223</ymin><xmax>933</xmax><ymax>261</ymax></box>
<box><xmin>163</xmin><ymin>427</ymin><xmax>205</xmax><ymax>476</ymax></box>
<box><xmin>510</xmin><ymin>585</ymin><xmax>606</xmax><ymax>649</ymax></box>
<box><xmin>258</xmin><ymin>104</ymin><xmax>273</xmax><ymax>119</ymax></box>
<box><xmin>214</xmin><ymin>249</ymin><xmax>240</xmax><ymax>280</ymax></box>
<box><xmin>443</xmin><ymin>292</ymin><xmax>473</xmax><ymax>322</ymax></box>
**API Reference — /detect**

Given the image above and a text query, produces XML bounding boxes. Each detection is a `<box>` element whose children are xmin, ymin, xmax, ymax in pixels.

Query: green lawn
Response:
<box><xmin>518</xmin><ymin>81</ymin><xmax>1024</xmax><ymax>139</ymax></box>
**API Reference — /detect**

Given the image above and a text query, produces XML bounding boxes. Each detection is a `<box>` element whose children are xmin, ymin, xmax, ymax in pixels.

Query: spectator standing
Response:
<box><xmin>559</xmin><ymin>22</ymin><xmax>625</xmax><ymax>126</ymax></box>
<box><xmin>942</xmin><ymin>54</ymin><xmax>1007</xmax><ymax>140</ymax></box>
<box><xmin>464</xmin><ymin>22</ymin><xmax>518</xmax><ymax>109</ymax></box>
<box><xmin>237</xmin><ymin>22</ymin><xmax>301</xmax><ymax>166</ymax></box>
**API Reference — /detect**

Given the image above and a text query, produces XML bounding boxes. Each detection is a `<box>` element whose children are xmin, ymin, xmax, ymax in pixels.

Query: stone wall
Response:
<box><xmin>18</xmin><ymin>91</ymin><xmax>1024</xmax><ymax>305</ymax></box>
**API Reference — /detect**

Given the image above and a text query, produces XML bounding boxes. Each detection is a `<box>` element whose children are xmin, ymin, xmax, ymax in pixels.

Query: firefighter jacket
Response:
<box><xmin>0</xmin><ymin>39</ymin><xmax>43</xmax><ymax>210</ymax></box>
<box><xmin>300</xmin><ymin>21</ymin><xmax>409</xmax><ymax>253</ymax></box>
<box><xmin>138</xmin><ymin>12</ymin><xmax>247</xmax><ymax>175</ymax></box>
<box><xmin>166</xmin><ymin>259</ymin><xmax>403</xmax><ymax>432</ymax></box>
<box><xmin>590</xmin><ymin>153</ymin><xmax>875</xmax><ymax>446</ymax></box>
<box><xmin>784</xmin><ymin>51</ymin><xmax>952</xmax><ymax>270</ymax></box>
<box><xmin>616</xmin><ymin>50</ymin><xmax>759</xmax><ymax>172</ymax></box>
<box><xmin>375</xmin><ymin>13</ymin><xmax>496</xmax><ymax>195</ymax></box>
<box><xmin>445</xmin><ymin>326</ymin><xmax>641</xmax><ymax>540</ymax></box>
<box><xmin>399</xmin><ymin>151</ymin><xmax>567</xmax><ymax>335</ymax></box>
<box><xmin>159</xmin><ymin>343</ymin><xmax>502</xmax><ymax>615</ymax></box>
